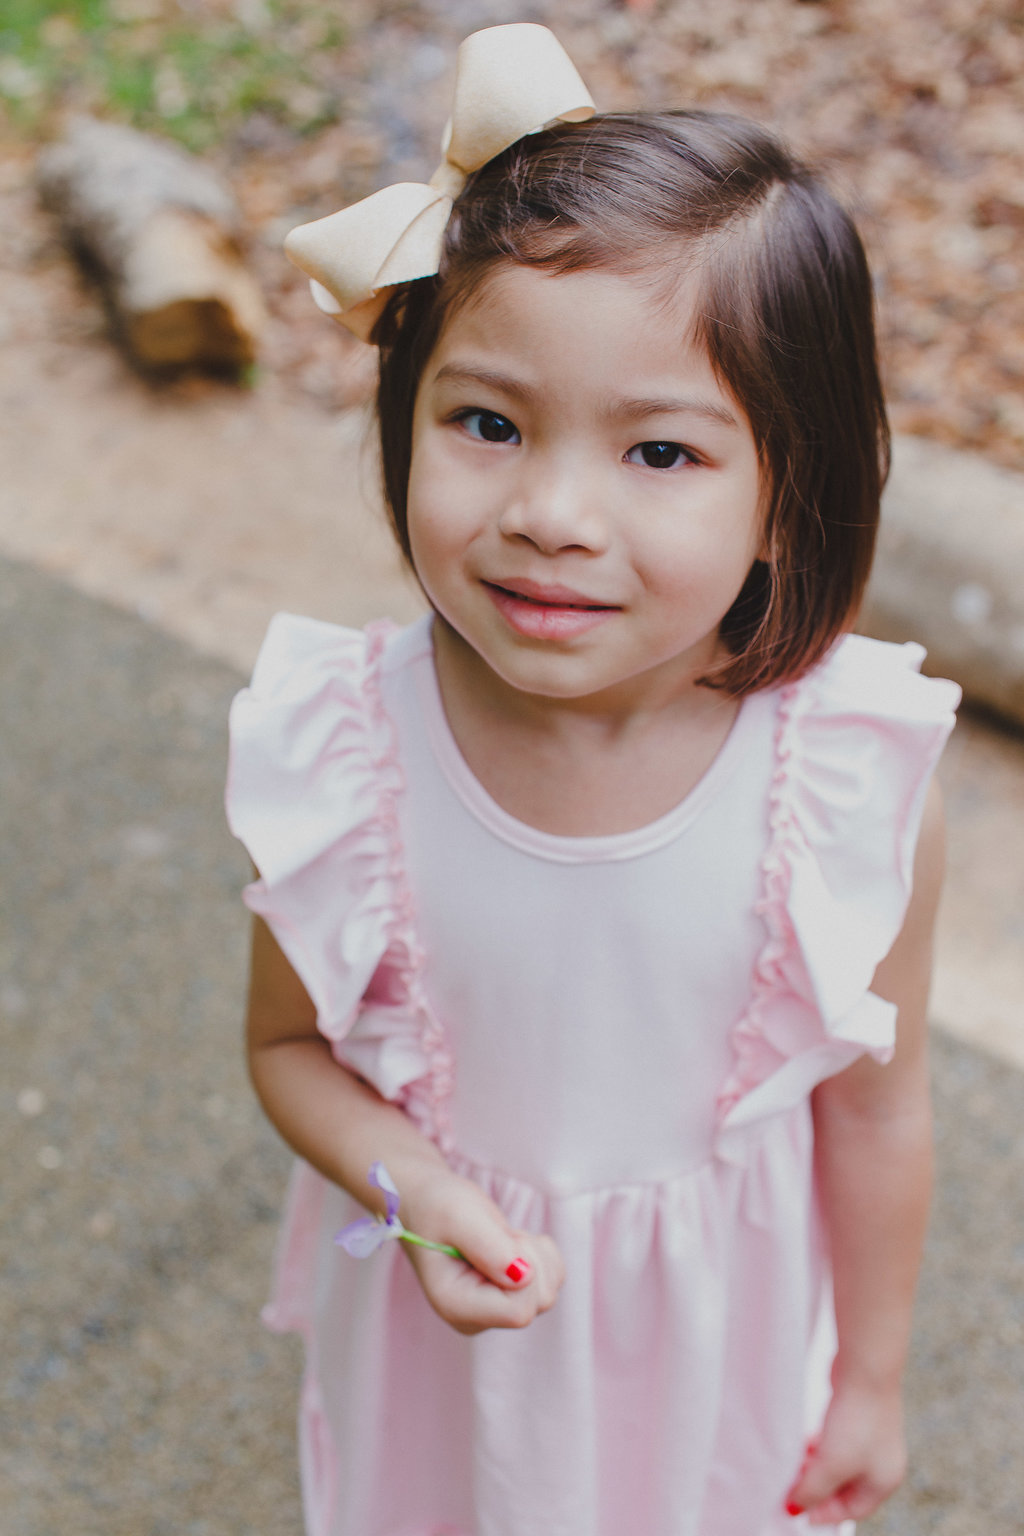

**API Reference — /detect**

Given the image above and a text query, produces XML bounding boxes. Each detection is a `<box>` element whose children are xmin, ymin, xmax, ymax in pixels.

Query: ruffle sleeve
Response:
<box><xmin>226</xmin><ymin>612</ymin><xmax>405</xmax><ymax>1044</ymax></box>
<box><xmin>716</xmin><ymin>636</ymin><xmax>961</xmax><ymax>1162</ymax></box>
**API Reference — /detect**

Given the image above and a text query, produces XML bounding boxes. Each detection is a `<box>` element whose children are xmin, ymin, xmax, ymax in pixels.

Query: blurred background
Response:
<box><xmin>4</xmin><ymin>0</ymin><xmax>1023</xmax><ymax>454</ymax></box>
<box><xmin>1</xmin><ymin>3</ymin><xmax>1023</xmax><ymax>1534</ymax></box>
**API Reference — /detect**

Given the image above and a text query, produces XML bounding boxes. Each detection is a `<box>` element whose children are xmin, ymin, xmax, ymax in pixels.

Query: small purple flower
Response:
<box><xmin>335</xmin><ymin>1162</ymin><xmax>462</xmax><ymax>1261</ymax></box>
<box><xmin>335</xmin><ymin>1161</ymin><xmax>405</xmax><ymax>1256</ymax></box>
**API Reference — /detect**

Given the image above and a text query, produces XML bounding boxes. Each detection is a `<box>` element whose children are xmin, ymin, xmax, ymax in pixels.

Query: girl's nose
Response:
<box><xmin>496</xmin><ymin>458</ymin><xmax>609</xmax><ymax>555</ymax></box>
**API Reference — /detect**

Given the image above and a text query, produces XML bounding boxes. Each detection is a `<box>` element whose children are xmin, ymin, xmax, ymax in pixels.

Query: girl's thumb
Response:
<box><xmin>501</xmin><ymin>1254</ymin><xmax>532</xmax><ymax>1287</ymax></box>
<box><xmin>455</xmin><ymin>1226</ymin><xmax>533</xmax><ymax>1289</ymax></box>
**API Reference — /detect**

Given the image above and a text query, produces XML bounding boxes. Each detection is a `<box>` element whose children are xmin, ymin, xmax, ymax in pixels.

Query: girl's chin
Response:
<box><xmin>430</xmin><ymin>606</ymin><xmax>725</xmax><ymax>708</ymax></box>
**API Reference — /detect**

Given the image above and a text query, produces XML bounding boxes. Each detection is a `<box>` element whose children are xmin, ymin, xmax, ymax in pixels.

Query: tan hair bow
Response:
<box><xmin>283</xmin><ymin>24</ymin><xmax>596</xmax><ymax>342</ymax></box>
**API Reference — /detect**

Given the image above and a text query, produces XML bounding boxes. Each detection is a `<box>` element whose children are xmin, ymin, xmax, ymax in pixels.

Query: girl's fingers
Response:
<box><xmin>797</xmin><ymin>1486</ymin><xmax>851</xmax><ymax>1527</ymax></box>
<box><xmin>512</xmin><ymin>1233</ymin><xmax>566</xmax><ymax>1314</ymax></box>
<box><xmin>803</xmin><ymin>1483</ymin><xmax>884</xmax><ymax>1526</ymax></box>
<box><xmin>411</xmin><ymin>1230</ymin><xmax>566</xmax><ymax>1335</ymax></box>
<box><xmin>399</xmin><ymin>1173</ymin><xmax>566</xmax><ymax>1334</ymax></box>
<box><xmin>786</xmin><ymin>1385</ymin><xmax>906</xmax><ymax>1522</ymax></box>
<box><xmin>448</xmin><ymin>1217</ymin><xmax>538</xmax><ymax>1291</ymax></box>
<box><xmin>417</xmin><ymin>1252</ymin><xmax>541</xmax><ymax>1333</ymax></box>
<box><xmin>788</xmin><ymin>1459</ymin><xmax>898</xmax><ymax>1525</ymax></box>
<box><xmin>444</xmin><ymin>1198</ymin><xmax>565</xmax><ymax>1297</ymax></box>
<box><xmin>409</xmin><ymin>1177</ymin><xmax>539</xmax><ymax>1289</ymax></box>
<box><xmin>786</xmin><ymin>1445</ymin><xmax>855</xmax><ymax>1518</ymax></box>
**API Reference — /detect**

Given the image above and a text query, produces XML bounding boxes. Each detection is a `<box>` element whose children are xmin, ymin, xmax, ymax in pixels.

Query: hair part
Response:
<box><xmin>375</xmin><ymin>111</ymin><xmax>890</xmax><ymax>695</ymax></box>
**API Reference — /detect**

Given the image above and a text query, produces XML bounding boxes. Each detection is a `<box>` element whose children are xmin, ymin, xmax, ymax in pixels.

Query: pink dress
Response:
<box><xmin>226</xmin><ymin>613</ymin><xmax>959</xmax><ymax>1536</ymax></box>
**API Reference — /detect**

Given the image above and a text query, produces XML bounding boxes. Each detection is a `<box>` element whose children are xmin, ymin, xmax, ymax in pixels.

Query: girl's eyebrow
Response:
<box><xmin>605</xmin><ymin>394</ymin><xmax>740</xmax><ymax>428</ymax></box>
<box><xmin>431</xmin><ymin>363</ymin><xmax>531</xmax><ymax>401</ymax></box>
<box><xmin>431</xmin><ymin>364</ymin><xmax>738</xmax><ymax>429</ymax></box>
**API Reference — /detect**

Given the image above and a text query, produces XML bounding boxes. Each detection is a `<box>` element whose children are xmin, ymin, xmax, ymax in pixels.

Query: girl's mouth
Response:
<box><xmin>483</xmin><ymin>580</ymin><xmax>618</xmax><ymax>641</ymax></box>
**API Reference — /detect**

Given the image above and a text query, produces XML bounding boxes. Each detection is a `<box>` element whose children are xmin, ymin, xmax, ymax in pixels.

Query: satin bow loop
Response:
<box><xmin>441</xmin><ymin>23</ymin><xmax>595</xmax><ymax>178</ymax></box>
<box><xmin>284</xmin><ymin>23</ymin><xmax>596</xmax><ymax>341</ymax></box>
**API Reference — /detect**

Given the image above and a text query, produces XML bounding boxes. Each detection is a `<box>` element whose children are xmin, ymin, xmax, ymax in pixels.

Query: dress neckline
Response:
<box><xmin>410</xmin><ymin>617</ymin><xmax>771</xmax><ymax>865</ymax></box>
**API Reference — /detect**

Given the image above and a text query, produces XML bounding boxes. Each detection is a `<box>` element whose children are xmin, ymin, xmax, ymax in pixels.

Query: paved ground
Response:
<box><xmin>2</xmin><ymin>549</ymin><xmax>1023</xmax><ymax>1535</ymax></box>
<box><xmin>0</xmin><ymin>557</ymin><xmax>301</xmax><ymax>1536</ymax></box>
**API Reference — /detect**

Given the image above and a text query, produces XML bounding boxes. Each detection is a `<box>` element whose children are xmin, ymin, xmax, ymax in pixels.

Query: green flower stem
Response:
<box><xmin>398</xmin><ymin>1231</ymin><xmax>463</xmax><ymax>1260</ymax></box>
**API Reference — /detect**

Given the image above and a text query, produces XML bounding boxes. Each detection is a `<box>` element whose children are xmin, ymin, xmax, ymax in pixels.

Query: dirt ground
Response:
<box><xmin>4</xmin><ymin>0</ymin><xmax>1024</xmax><ymax>469</ymax></box>
<box><xmin>241</xmin><ymin>0</ymin><xmax>1024</xmax><ymax>472</ymax></box>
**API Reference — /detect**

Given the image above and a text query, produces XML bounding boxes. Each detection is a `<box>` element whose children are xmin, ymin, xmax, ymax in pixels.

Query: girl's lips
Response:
<box><xmin>484</xmin><ymin>580</ymin><xmax>618</xmax><ymax>641</ymax></box>
<box><xmin>490</xmin><ymin>577</ymin><xmax>610</xmax><ymax>606</ymax></box>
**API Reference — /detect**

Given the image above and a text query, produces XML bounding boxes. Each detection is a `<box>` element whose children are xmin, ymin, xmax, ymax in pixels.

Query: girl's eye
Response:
<box><xmin>625</xmin><ymin>441</ymin><xmax>693</xmax><ymax>470</ymax></box>
<box><xmin>458</xmin><ymin>409</ymin><xmax>520</xmax><ymax>444</ymax></box>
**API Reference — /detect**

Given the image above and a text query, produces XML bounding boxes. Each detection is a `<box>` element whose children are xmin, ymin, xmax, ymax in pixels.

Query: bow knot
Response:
<box><xmin>284</xmin><ymin>24</ymin><xmax>595</xmax><ymax>342</ymax></box>
<box><xmin>427</xmin><ymin>159</ymin><xmax>468</xmax><ymax>202</ymax></box>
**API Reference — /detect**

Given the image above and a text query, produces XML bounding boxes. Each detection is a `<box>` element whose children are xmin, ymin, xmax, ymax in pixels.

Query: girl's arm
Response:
<box><xmin>246</xmin><ymin>912</ymin><xmax>564</xmax><ymax>1334</ymax></box>
<box><xmin>787</xmin><ymin>778</ymin><xmax>945</xmax><ymax>1526</ymax></box>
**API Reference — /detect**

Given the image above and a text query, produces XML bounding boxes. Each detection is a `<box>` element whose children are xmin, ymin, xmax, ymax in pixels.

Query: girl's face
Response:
<box><xmin>407</xmin><ymin>264</ymin><xmax>764</xmax><ymax>712</ymax></box>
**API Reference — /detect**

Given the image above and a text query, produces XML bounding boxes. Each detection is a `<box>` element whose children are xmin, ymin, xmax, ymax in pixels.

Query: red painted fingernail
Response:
<box><xmin>785</xmin><ymin>1501</ymin><xmax>805</xmax><ymax>1517</ymax></box>
<box><xmin>505</xmin><ymin>1258</ymin><xmax>531</xmax><ymax>1283</ymax></box>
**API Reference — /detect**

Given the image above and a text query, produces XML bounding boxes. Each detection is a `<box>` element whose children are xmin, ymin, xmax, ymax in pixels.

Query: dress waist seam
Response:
<box><xmin>446</xmin><ymin>1129</ymin><xmax>792</xmax><ymax>1203</ymax></box>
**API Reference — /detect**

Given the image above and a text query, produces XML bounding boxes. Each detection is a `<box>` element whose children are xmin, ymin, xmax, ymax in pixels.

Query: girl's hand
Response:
<box><xmin>400</xmin><ymin>1169</ymin><xmax>565</xmax><ymax>1336</ymax></box>
<box><xmin>784</xmin><ymin>1382</ymin><xmax>907</xmax><ymax>1525</ymax></box>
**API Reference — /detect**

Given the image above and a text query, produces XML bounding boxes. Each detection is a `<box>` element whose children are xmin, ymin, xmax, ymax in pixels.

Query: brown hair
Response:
<box><xmin>374</xmin><ymin>111</ymin><xmax>889</xmax><ymax>695</ymax></box>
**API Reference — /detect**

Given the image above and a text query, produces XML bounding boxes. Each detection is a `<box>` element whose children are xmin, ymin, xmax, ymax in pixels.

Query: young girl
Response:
<box><xmin>227</xmin><ymin>24</ymin><xmax>961</xmax><ymax>1536</ymax></box>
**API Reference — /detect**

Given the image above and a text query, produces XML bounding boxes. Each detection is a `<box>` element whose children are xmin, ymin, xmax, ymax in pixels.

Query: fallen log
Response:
<box><xmin>864</xmin><ymin>434</ymin><xmax>1024</xmax><ymax>726</ymax></box>
<box><xmin>37</xmin><ymin>116</ymin><xmax>265</xmax><ymax>372</ymax></box>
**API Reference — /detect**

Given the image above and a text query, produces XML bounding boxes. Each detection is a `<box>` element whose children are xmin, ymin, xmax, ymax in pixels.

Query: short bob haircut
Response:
<box><xmin>374</xmin><ymin>111</ymin><xmax>889</xmax><ymax>696</ymax></box>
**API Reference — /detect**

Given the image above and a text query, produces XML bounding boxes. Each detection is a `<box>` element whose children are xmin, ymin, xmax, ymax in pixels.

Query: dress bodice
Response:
<box><xmin>383</xmin><ymin>628</ymin><xmax>771</xmax><ymax>1192</ymax></box>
